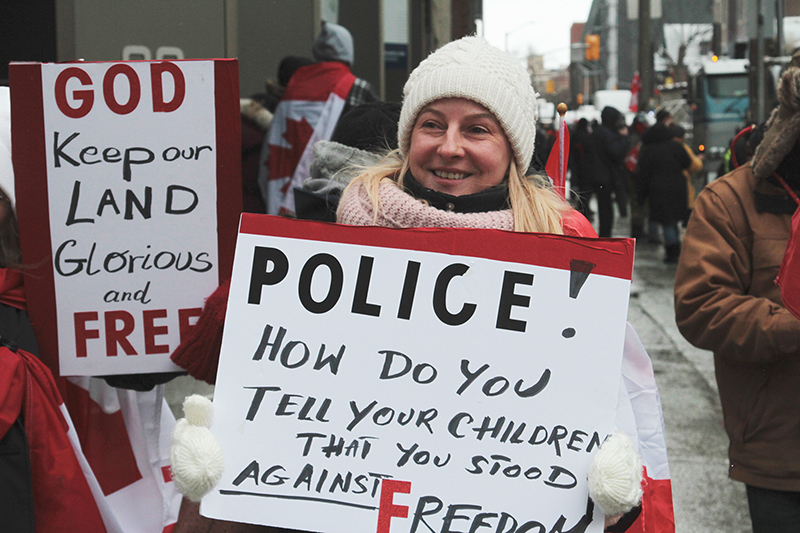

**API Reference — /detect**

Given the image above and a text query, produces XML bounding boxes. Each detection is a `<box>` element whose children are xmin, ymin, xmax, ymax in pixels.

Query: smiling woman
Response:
<box><xmin>337</xmin><ymin>36</ymin><xmax>594</xmax><ymax>236</ymax></box>
<box><xmin>409</xmin><ymin>98</ymin><xmax>513</xmax><ymax>196</ymax></box>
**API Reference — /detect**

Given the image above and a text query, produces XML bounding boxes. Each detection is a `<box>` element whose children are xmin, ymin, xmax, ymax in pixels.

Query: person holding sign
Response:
<box><xmin>336</xmin><ymin>37</ymin><xmax>593</xmax><ymax>236</ymax></box>
<box><xmin>171</xmin><ymin>37</ymin><xmax>656</xmax><ymax>533</ymax></box>
<box><xmin>334</xmin><ymin>35</ymin><xmax>640</xmax><ymax>531</ymax></box>
<box><xmin>0</xmin><ymin>86</ymin><xmax>110</xmax><ymax>533</ymax></box>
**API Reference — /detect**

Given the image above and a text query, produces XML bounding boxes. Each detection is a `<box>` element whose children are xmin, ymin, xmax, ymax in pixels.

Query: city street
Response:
<box><xmin>165</xmin><ymin>211</ymin><xmax>755</xmax><ymax>533</ymax></box>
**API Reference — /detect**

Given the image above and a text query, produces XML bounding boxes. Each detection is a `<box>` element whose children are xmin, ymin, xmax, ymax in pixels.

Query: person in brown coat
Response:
<box><xmin>674</xmin><ymin>54</ymin><xmax>800</xmax><ymax>532</ymax></box>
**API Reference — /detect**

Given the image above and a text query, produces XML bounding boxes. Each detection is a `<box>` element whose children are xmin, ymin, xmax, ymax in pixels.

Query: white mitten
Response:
<box><xmin>170</xmin><ymin>394</ymin><xmax>225</xmax><ymax>502</ymax></box>
<box><xmin>587</xmin><ymin>430</ymin><xmax>643</xmax><ymax>517</ymax></box>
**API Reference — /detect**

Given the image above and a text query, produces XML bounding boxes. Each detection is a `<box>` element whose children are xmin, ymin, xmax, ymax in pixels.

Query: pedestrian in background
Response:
<box><xmin>624</xmin><ymin>114</ymin><xmax>649</xmax><ymax>239</ymax></box>
<box><xmin>259</xmin><ymin>21</ymin><xmax>380</xmax><ymax>216</ymax></box>
<box><xmin>674</xmin><ymin>54</ymin><xmax>800</xmax><ymax>532</ymax></box>
<box><xmin>637</xmin><ymin>120</ymin><xmax>692</xmax><ymax>263</ymax></box>
<box><xmin>672</xmin><ymin>125</ymin><xmax>703</xmax><ymax>219</ymax></box>
<box><xmin>570</xmin><ymin>117</ymin><xmax>594</xmax><ymax>221</ymax></box>
<box><xmin>590</xmin><ymin>106</ymin><xmax>630</xmax><ymax>237</ymax></box>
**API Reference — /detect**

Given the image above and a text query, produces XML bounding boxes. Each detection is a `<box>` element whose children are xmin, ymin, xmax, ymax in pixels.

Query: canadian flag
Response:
<box><xmin>261</xmin><ymin>62</ymin><xmax>356</xmax><ymax>216</ymax></box>
<box><xmin>618</xmin><ymin>323</ymin><xmax>675</xmax><ymax>533</ymax></box>
<box><xmin>630</xmin><ymin>73</ymin><xmax>641</xmax><ymax>113</ymax></box>
<box><xmin>61</xmin><ymin>377</ymin><xmax>182</xmax><ymax>533</ymax></box>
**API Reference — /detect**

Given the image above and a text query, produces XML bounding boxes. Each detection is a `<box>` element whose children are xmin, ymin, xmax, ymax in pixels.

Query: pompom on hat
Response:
<box><xmin>397</xmin><ymin>36</ymin><xmax>538</xmax><ymax>174</ymax></box>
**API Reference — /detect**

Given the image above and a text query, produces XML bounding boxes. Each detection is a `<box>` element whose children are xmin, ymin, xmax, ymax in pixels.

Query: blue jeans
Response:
<box><xmin>746</xmin><ymin>485</ymin><xmax>800</xmax><ymax>532</ymax></box>
<box><xmin>661</xmin><ymin>222</ymin><xmax>679</xmax><ymax>246</ymax></box>
<box><xmin>648</xmin><ymin>221</ymin><xmax>680</xmax><ymax>245</ymax></box>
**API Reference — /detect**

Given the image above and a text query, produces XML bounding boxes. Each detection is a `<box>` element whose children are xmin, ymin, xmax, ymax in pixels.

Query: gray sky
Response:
<box><xmin>482</xmin><ymin>0</ymin><xmax>594</xmax><ymax>69</ymax></box>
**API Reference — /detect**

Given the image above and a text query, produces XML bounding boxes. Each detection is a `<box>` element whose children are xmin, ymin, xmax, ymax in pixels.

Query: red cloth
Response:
<box><xmin>170</xmin><ymin>279</ymin><xmax>230</xmax><ymax>384</ymax></box>
<box><xmin>777</xmin><ymin>206</ymin><xmax>800</xmax><ymax>319</ymax></box>
<box><xmin>0</xmin><ymin>347</ymin><xmax>107</xmax><ymax>532</ymax></box>
<box><xmin>563</xmin><ymin>210</ymin><xmax>598</xmax><ymax>238</ymax></box>
<box><xmin>0</xmin><ymin>268</ymin><xmax>26</xmax><ymax>310</ymax></box>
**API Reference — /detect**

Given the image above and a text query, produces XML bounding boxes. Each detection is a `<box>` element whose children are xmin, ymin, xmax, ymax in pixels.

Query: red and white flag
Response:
<box><xmin>630</xmin><ymin>72</ymin><xmax>641</xmax><ymax>113</ymax></box>
<box><xmin>62</xmin><ymin>378</ymin><xmax>182</xmax><ymax>533</ymax></box>
<box><xmin>545</xmin><ymin>111</ymin><xmax>570</xmax><ymax>199</ymax></box>
<box><xmin>618</xmin><ymin>323</ymin><xmax>675</xmax><ymax>533</ymax></box>
<box><xmin>261</xmin><ymin>62</ymin><xmax>356</xmax><ymax>216</ymax></box>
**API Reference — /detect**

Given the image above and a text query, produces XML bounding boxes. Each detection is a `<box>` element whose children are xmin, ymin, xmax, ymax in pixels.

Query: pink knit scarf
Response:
<box><xmin>337</xmin><ymin>180</ymin><xmax>515</xmax><ymax>230</ymax></box>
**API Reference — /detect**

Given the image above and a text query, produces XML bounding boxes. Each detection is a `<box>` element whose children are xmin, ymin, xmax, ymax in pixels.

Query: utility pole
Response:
<box><xmin>757</xmin><ymin>0</ymin><xmax>765</xmax><ymax>123</ymax></box>
<box><xmin>606</xmin><ymin>0</ymin><xmax>619</xmax><ymax>89</ymax></box>
<box><xmin>638</xmin><ymin>0</ymin><xmax>653</xmax><ymax>112</ymax></box>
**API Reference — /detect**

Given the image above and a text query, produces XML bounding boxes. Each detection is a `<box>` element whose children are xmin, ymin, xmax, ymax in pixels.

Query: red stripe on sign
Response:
<box><xmin>162</xmin><ymin>524</ymin><xmax>176</xmax><ymax>533</ymax></box>
<box><xmin>162</xmin><ymin>464</ymin><xmax>173</xmax><ymax>483</ymax></box>
<box><xmin>239</xmin><ymin>214</ymin><xmax>635</xmax><ymax>280</ymax></box>
<box><xmin>8</xmin><ymin>62</ymin><xmax>61</xmax><ymax>375</ymax></box>
<box><xmin>214</xmin><ymin>59</ymin><xmax>243</xmax><ymax>284</ymax></box>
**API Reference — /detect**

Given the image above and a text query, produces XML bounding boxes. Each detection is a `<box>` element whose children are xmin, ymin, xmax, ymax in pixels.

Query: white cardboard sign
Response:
<box><xmin>9</xmin><ymin>59</ymin><xmax>241</xmax><ymax>376</ymax></box>
<box><xmin>203</xmin><ymin>214</ymin><xmax>635</xmax><ymax>533</ymax></box>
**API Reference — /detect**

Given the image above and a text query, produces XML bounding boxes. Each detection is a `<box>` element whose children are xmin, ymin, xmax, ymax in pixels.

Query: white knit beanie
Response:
<box><xmin>398</xmin><ymin>36</ymin><xmax>538</xmax><ymax>173</ymax></box>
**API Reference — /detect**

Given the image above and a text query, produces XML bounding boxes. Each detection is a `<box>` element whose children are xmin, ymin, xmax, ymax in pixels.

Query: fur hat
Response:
<box><xmin>397</xmin><ymin>36</ymin><xmax>538</xmax><ymax>173</ymax></box>
<box><xmin>752</xmin><ymin>50</ymin><xmax>800</xmax><ymax>179</ymax></box>
<box><xmin>312</xmin><ymin>22</ymin><xmax>354</xmax><ymax>65</ymax></box>
<box><xmin>0</xmin><ymin>87</ymin><xmax>15</xmax><ymax>210</ymax></box>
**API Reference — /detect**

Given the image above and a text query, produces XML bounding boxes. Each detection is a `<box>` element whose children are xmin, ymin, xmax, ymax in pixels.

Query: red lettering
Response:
<box><xmin>143</xmin><ymin>309</ymin><xmax>170</xmax><ymax>354</ymax></box>
<box><xmin>103</xmin><ymin>64</ymin><xmax>141</xmax><ymax>115</ymax></box>
<box><xmin>377</xmin><ymin>479</ymin><xmax>411</xmax><ymax>533</ymax></box>
<box><xmin>151</xmin><ymin>62</ymin><xmax>186</xmax><ymax>112</ymax></box>
<box><xmin>104</xmin><ymin>310</ymin><xmax>137</xmax><ymax>355</ymax></box>
<box><xmin>75</xmin><ymin>308</ymin><xmax>202</xmax><ymax>358</ymax></box>
<box><xmin>55</xmin><ymin>67</ymin><xmax>94</xmax><ymax>119</ymax></box>
<box><xmin>178</xmin><ymin>307</ymin><xmax>202</xmax><ymax>341</ymax></box>
<box><xmin>74</xmin><ymin>311</ymin><xmax>100</xmax><ymax>357</ymax></box>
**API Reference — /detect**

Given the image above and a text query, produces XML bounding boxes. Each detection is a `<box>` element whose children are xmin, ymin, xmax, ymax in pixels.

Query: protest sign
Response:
<box><xmin>203</xmin><ymin>214</ymin><xmax>635</xmax><ymax>533</ymax></box>
<box><xmin>8</xmin><ymin>59</ymin><xmax>241</xmax><ymax>376</ymax></box>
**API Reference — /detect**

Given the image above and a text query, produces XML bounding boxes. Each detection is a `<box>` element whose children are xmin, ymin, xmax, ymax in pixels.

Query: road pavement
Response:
<box><xmin>164</xmin><ymin>212</ymin><xmax>754</xmax><ymax>533</ymax></box>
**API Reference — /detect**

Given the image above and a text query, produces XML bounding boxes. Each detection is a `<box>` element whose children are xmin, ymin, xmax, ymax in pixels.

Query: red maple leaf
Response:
<box><xmin>268</xmin><ymin>117</ymin><xmax>315</xmax><ymax>189</ymax></box>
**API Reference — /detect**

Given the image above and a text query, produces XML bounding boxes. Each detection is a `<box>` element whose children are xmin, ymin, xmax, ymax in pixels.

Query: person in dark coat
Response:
<box><xmin>569</xmin><ymin>118</ymin><xmax>594</xmax><ymax>220</ymax></box>
<box><xmin>590</xmin><ymin>106</ymin><xmax>630</xmax><ymax>237</ymax></box>
<box><xmin>637</xmin><ymin>122</ymin><xmax>692</xmax><ymax>262</ymax></box>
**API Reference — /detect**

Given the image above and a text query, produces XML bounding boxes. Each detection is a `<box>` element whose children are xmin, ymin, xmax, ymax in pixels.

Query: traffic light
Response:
<box><xmin>585</xmin><ymin>35</ymin><xmax>600</xmax><ymax>61</ymax></box>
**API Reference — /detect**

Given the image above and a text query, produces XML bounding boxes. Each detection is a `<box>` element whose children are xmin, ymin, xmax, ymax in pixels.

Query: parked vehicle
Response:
<box><xmin>690</xmin><ymin>57</ymin><xmax>749</xmax><ymax>160</ymax></box>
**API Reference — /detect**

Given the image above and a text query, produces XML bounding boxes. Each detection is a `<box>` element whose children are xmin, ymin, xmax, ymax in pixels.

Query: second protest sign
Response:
<box><xmin>204</xmin><ymin>214</ymin><xmax>635</xmax><ymax>533</ymax></box>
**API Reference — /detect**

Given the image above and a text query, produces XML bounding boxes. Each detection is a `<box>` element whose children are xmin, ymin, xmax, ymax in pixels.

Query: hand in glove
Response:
<box><xmin>587</xmin><ymin>431</ymin><xmax>643</xmax><ymax>529</ymax></box>
<box><xmin>170</xmin><ymin>394</ymin><xmax>225</xmax><ymax>502</ymax></box>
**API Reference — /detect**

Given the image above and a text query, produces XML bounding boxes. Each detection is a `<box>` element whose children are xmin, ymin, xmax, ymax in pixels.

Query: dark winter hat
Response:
<box><xmin>331</xmin><ymin>101</ymin><xmax>402</xmax><ymax>151</ymax></box>
<box><xmin>312</xmin><ymin>22</ymin><xmax>355</xmax><ymax>65</ymax></box>
<box><xmin>277</xmin><ymin>56</ymin><xmax>313</xmax><ymax>87</ymax></box>
<box><xmin>655</xmin><ymin>109</ymin><xmax>671</xmax><ymax>123</ymax></box>
<box><xmin>600</xmin><ymin>106</ymin><xmax>622</xmax><ymax>128</ymax></box>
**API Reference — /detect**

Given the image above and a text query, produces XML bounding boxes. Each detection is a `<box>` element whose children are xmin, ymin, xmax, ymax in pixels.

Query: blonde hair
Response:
<box><xmin>338</xmin><ymin>150</ymin><xmax>569</xmax><ymax>234</ymax></box>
